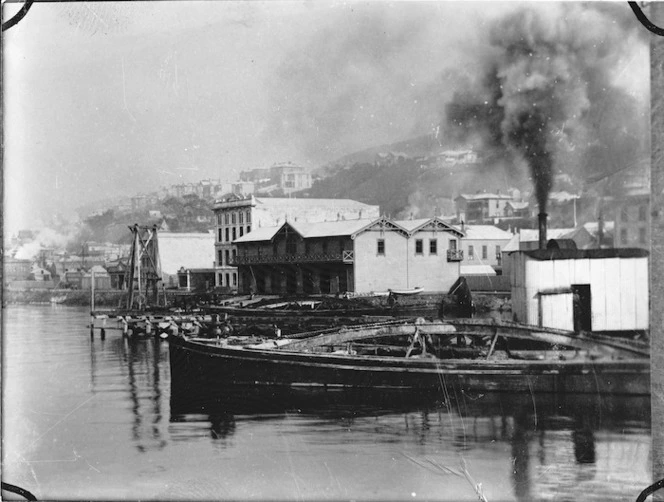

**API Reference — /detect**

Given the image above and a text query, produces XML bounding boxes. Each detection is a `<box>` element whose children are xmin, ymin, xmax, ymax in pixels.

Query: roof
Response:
<box><xmin>393</xmin><ymin>218</ymin><xmax>433</xmax><ymax>231</ymax></box>
<box><xmin>524</xmin><ymin>248</ymin><xmax>649</xmax><ymax>261</ymax></box>
<box><xmin>548</xmin><ymin>191</ymin><xmax>581</xmax><ymax>202</ymax></box>
<box><xmin>158</xmin><ymin>232</ymin><xmax>215</xmax><ymax>275</ymax></box>
<box><xmin>460</xmin><ymin>225</ymin><xmax>513</xmax><ymax>241</ymax></box>
<box><xmin>502</xmin><ymin>228</ymin><xmax>575</xmax><ymax>252</ymax></box>
<box><xmin>506</xmin><ymin>201</ymin><xmax>529</xmax><ymax>210</ymax></box>
<box><xmin>460</xmin><ymin>264</ymin><xmax>497</xmax><ymax>276</ymax></box>
<box><xmin>235</xmin><ymin>217</ymin><xmax>464</xmax><ymax>243</ymax></box>
<box><xmin>254</xmin><ymin>197</ymin><xmax>377</xmax><ymax>209</ymax></box>
<box><xmin>456</xmin><ymin>193</ymin><xmax>513</xmax><ymax>201</ymax></box>
<box><xmin>234</xmin><ymin>219</ymin><xmax>375</xmax><ymax>243</ymax></box>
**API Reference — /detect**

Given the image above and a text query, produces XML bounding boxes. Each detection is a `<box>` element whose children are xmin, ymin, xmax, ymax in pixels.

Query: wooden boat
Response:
<box><xmin>388</xmin><ymin>286</ymin><xmax>424</xmax><ymax>296</ymax></box>
<box><xmin>168</xmin><ymin>318</ymin><xmax>650</xmax><ymax>395</ymax></box>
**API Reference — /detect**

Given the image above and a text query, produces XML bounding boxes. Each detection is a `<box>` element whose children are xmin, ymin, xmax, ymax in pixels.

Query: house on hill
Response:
<box><xmin>455</xmin><ymin>192</ymin><xmax>514</xmax><ymax>223</ymax></box>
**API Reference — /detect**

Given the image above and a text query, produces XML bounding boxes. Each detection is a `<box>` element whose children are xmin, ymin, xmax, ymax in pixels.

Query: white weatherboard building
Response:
<box><xmin>510</xmin><ymin>248</ymin><xmax>649</xmax><ymax>333</ymax></box>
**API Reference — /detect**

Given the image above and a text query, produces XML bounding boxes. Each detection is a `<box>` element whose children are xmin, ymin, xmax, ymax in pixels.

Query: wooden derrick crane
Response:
<box><xmin>126</xmin><ymin>224</ymin><xmax>162</xmax><ymax>310</ymax></box>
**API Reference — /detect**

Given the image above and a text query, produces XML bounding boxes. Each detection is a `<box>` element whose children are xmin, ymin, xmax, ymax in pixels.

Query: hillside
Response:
<box><xmin>305</xmin><ymin>137</ymin><xmax>528</xmax><ymax>219</ymax></box>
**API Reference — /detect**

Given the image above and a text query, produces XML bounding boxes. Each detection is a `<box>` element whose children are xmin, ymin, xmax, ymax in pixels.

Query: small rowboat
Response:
<box><xmin>169</xmin><ymin>318</ymin><xmax>649</xmax><ymax>396</ymax></box>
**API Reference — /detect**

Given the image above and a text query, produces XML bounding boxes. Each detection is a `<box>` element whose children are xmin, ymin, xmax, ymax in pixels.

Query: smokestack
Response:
<box><xmin>538</xmin><ymin>212</ymin><xmax>547</xmax><ymax>250</ymax></box>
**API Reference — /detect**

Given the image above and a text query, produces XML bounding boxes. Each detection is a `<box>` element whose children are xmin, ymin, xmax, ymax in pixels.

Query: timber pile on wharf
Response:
<box><xmin>88</xmin><ymin>294</ymin><xmax>432</xmax><ymax>339</ymax></box>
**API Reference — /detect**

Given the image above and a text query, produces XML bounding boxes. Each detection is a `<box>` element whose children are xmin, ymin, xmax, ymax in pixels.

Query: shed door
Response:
<box><xmin>571</xmin><ymin>284</ymin><xmax>592</xmax><ymax>332</ymax></box>
<box><xmin>539</xmin><ymin>293</ymin><xmax>574</xmax><ymax>331</ymax></box>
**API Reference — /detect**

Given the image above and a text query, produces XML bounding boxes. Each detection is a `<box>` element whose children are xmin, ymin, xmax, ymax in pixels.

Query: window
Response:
<box><xmin>217</xmin><ymin>213</ymin><xmax>222</xmax><ymax>225</ymax></box>
<box><xmin>247</xmin><ymin>226</ymin><xmax>251</xmax><ymax>233</ymax></box>
<box><xmin>232</xmin><ymin>228</ymin><xmax>237</xmax><ymax>240</ymax></box>
<box><xmin>468</xmin><ymin>245</ymin><xmax>475</xmax><ymax>260</ymax></box>
<box><xmin>233</xmin><ymin>273</ymin><xmax>237</xmax><ymax>286</ymax></box>
<box><xmin>449</xmin><ymin>239</ymin><xmax>457</xmax><ymax>251</ymax></box>
<box><xmin>246</xmin><ymin>210</ymin><xmax>251</xmax><ymax>224</ymax></box>
<box><xmin>429</xmin><ymin>239</ymin><xmax>437</xmax><ymax>255</ymax></box>
<box><xmin>639</xmin><ymin>227</ymin><xmax>647</xmax><ymax>244</ymax></box>
<box><xmin>218</xmin><ymin>228</ymin><xmax>222</xmax><ymax>242</ymax></box>
<box><xmin>218</xmin><ymin>273</ymin><xmax>223</xmax><ymax>286</ymax></box>
<box><xmin>495</xmin><ymin>245</ymin><xmax>501</xmax><ymax>257</ymax></box>
<box><xmin>639</xmin><ymin>205</ymin><xmax>647</xmax><ymax>221</ymax></box>
<box><xmin>217</xmin><ymin>250</ymin><xmax>223</xmax><ymax>265</ymax></box>
<box><xmin>224</xmin><ymin>213</ymin><xmax>230</xmax><ymax>225</ymax></box>
<box><xmin>620</xmin><ymin>228</ymin><xmax>628</xmax><ymax>245</ymax></box>
<box><xmin>621</xmin><ymin>207</ymin><xmax>629</xmax><ymax>222</ymax></box>
<box><xmin>239</xmin><ymin>227</ymin><xmax>244</xmax><ymax>237</ymax></box>
<box><xmin>415</xmin><ymin>239</ymin><xmax>423</xmax><ymax>255</ymax></box>
<box><xmin>286</xmin><ymin>237</ymin><xmax>297</xmax><ymax>254</ymax></box>
<box><xmin>239</xmin><ymin>212</ymin><xmax>244</xmax><ymax>224</ymax></box>
<box><xmin>225</xmin><ymin>273</ymin><xmax>230</xmax><ymax>286</ymax></box>
<box><xmin>377</xmin><ymin>239</ymin><xmax>385</xmax><ymax>255</ymax></box>
<box><xmin>482</xmin><ymin>245</ymin><xmax>488</xmax><ymax>260</ymax></box>
<box><xmin>224</xmin><ymin>250</ymin><xmax>230</xmax><ymax>265</ymax></box>
<box><xmin>231</xmin><ymin>212</ymin><xmax>236</xmax><ymax>224</ymax></box>
<box><xmin>225</xmin><ymin>228</ymin><xmax>230</xmax><ymax>242</ymax></box>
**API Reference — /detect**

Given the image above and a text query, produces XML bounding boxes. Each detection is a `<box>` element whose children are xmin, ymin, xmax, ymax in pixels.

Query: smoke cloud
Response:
<box><xmin>445</xmin><ymin>3</ymin><xmax>649</xmax><ymax>212</ymax></box>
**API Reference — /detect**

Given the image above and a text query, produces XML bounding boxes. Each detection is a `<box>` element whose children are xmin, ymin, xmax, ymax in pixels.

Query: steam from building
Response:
<box><xmin>12</xmin><ymin>228</ymin><xmax>78</xmax><ymax>260</ymax></box>
<box><xmin>445</xmin><ymin>3</ymin><xmax>649</xmax><ymax>212</ymax></box>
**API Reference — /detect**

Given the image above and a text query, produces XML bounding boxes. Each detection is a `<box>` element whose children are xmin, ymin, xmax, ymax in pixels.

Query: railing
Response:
<box><xmin>231</xmin><ymin>251</ymin><xmax>354</xmax><ymax>266</ymax></box>
<box><xmin>447</xmin><ymin>250</ymin><xmax>464</xmax><ymax>262</ymax></box>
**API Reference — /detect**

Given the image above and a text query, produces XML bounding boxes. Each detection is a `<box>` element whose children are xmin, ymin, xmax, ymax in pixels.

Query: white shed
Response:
<box><xmin>510</xmin><ymin>248</ymin><xmax>649</xmax><ymax>333</ymax></box>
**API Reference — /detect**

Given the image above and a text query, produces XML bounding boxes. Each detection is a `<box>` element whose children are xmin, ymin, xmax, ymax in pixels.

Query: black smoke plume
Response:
<box><xmin>445</xmin><ymin>3</ymin><xmax>648</xmax><ymax>213</ymax></box>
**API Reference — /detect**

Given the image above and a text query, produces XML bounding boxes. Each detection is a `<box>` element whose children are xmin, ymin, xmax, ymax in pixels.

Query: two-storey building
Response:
<box><xmin>212</xmin><ymin>195</ymin><xmax>380</xmax><ymax>289</ymax></box>
<box><xmin>455</xmin><ymin>192</ymin><xmax>514</xmax><ymax>223</ymax></box>
<box><xmin>232</xmin><ymin>216</ymin><xmax>464</xmax><ymax>295</ymax></box>
<box><xmin>459</xmin><ymin>225</ymin><xmax>513</xmax><ymax>274</ymax></box>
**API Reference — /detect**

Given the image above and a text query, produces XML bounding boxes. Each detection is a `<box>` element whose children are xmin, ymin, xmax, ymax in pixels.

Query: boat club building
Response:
<box><xmin>212</xmin><ymin>195</ymin><xmax>380</xmax><ymax>289</ymax></box>
<box><xmin>510</xmin><ymin>248</ymin><xmax>649</xmax><ymax>333</ymax></box>
<box><xmin>232</xmin><ymin>216</ymin><xmax>464</xmax><ymax>295</ymax></box>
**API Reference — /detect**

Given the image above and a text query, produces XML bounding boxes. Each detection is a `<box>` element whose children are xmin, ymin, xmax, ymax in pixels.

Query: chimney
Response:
<box><xmin>538</xmin><ymin>213</ymin><xmax>548</xmax><ymax>250</ymax></box>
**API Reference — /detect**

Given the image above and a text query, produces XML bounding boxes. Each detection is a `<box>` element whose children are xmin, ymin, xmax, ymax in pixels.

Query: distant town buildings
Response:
<box><xmin>239</xmin><ymin>162</ymin><xmax>312</xmax><ymax>195</ymax></box>
<box><xmin>611</xmin><ymin>188</ymin><xmax>650</xmax><ymax>249</ymax></box>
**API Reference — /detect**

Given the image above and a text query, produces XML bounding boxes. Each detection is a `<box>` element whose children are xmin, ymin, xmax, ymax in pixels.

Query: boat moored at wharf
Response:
<box><xmin>168</xmin><ymin>318</ymin><xmax>650</xmax><ymax>396</ymax></box>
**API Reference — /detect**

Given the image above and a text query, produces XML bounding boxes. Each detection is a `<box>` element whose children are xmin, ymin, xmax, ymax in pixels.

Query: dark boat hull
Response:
<box><xmin>168</xmin><ymin>335</ymin><xmax>650</xmax><ymax>396</ymax></box>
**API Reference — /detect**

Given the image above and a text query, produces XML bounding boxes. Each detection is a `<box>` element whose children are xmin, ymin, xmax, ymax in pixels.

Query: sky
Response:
<box><xmin>3</xmin><ymin>1</ymin><xmax>649</xmax><ymax>236</ymax></box>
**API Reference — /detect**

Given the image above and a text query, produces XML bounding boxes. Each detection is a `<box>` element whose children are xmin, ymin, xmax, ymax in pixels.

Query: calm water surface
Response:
<box><xmin>2</xmin><ymin>305</ymin><xmax>652</xmax><ymax>501</ymax></box>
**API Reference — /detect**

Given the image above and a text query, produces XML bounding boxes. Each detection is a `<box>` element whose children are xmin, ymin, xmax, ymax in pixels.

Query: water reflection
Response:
<box><xmin>99</xmin><ymin>336</ymin><xmax>170</xmax><ymax>453</ymax></box>
<box><xmin>171</xmin><ymin>384</ymin><xmax>651</xmax><ymax>501</ymax></box>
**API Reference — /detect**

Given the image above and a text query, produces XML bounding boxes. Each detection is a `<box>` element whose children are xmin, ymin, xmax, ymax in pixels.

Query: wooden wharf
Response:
<box><xmin>89</xmin><ymin>308</ymin><xmax>402</xmax><ymax>340</ymax></box>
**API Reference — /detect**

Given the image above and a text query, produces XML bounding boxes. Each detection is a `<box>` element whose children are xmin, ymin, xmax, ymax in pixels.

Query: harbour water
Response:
<box><xmin>2</xmin><ymin>305</ymin><xmax>652</xmax><ymax>501</ymax></box>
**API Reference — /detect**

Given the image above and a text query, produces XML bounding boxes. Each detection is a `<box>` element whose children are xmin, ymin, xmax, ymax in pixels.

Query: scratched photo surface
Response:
<box><xmin>2</xmin><ymin>2</ymin><xmax>654</xmax><ymax>501</ymax></box>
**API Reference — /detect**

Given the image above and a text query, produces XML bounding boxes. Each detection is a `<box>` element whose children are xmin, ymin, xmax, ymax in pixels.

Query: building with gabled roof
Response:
<box><xmin>158</xmin><ymin>232</ymin><xmax>216</xmax><ymax>288</ymax></box>
<box><xmin>212</xmin><ymin>195</ymin><xmax>380</xmax><ymax>289</ymax></box>
<box><xmin>232</xmin><ymin>216</ymin><xmax>463</xmax><ymax>295</ymax></box>
<box><xmin>458</xmin><ymin>225</ymin><xmax>513</xmax><ymax>272</ymax></box>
